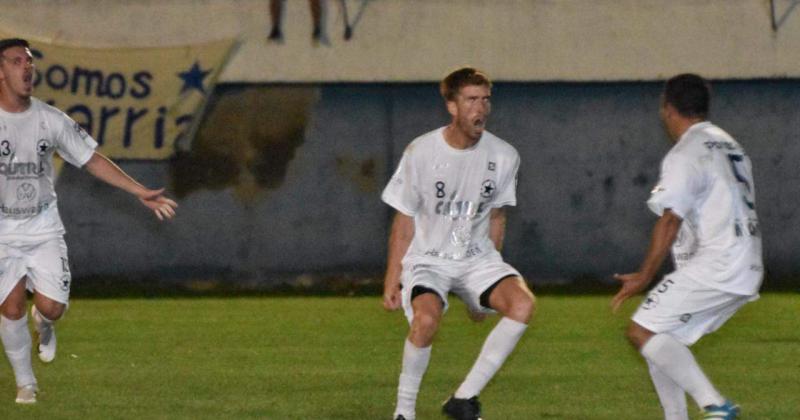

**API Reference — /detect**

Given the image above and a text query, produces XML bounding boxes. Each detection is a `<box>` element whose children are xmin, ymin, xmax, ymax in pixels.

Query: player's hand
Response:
<box><xmin>382</xmin><ymin>282</ymin><xmax>402</xmax><ymax>311</ymax></box>
<box><xmin>611</xmin><ymin>271</ymin><xmax>650</xmax><ymax>314</ymax></box>
<box><xmin>138</xmin><ymin>188</ymin><xmax>178</xmax><ymax>221</ymax></box>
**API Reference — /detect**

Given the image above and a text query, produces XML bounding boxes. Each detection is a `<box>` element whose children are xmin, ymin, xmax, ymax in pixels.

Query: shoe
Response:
<box><xmin>15</xmin><ymin>384</ymin><xmax>37</xmax><ymax>404</ymax></box>
<box><xmin>394</xmin><ymin>416</ymin><xmax>406</xmax><ymax>420</ymax></box>
<box><xmin>32</xmin><ymin>306</ymin><xmax>56</xmax><ymax>363</ymax></box>
<box><xmin>703</xmin><ymin>400</ymin><xmax>740</xmax><ymax>419</ymax></box>
<box><xmin>442</xmin><ymin>395</ymin><xmax>482</xmax><ymax>420</ymax></box>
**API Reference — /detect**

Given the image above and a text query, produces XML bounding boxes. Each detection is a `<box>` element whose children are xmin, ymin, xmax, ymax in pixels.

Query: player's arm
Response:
<box><xmin>612</xmin><ymin>209</ymin><xmax>682</xmax><ymax>312</ymax></box>
<box><xmin>383</xmin><ymin>212</ymin><xmax>414</xmax><ymax>311</ymax></box>
<box><xmin>83</xmin><ymin>152</ymin><xmax>177</xmax><ymax>221</ymax></box>
<box><xmin>489</xmin><ymin>207</ymin><xmax>507</xmax><ymax>251</ymax></box>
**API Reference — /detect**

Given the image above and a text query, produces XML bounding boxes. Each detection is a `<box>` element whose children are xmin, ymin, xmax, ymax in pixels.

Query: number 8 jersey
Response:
<box><xmin>647</xmin><ymin>122</ymin><xmax>763</xmax><ymax>295</ymax></box>
<box><xmin>382</xmin><ymin>127</ymin><xmax>520</xmax><ymax>262</ymax></box>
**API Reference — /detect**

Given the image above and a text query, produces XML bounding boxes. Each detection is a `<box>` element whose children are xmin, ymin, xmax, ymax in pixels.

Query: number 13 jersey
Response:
<box><xmin>647</xmin><ymin>122</ymin><xmax>763</xmax><ymax>295</ymax></box>
<box><xmin>382</xmin><ymin>127</ymin><xmax>520</xmax><ymax>262</ymax></box>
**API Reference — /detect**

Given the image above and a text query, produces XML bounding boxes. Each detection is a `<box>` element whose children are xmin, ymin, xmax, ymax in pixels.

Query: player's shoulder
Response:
<box><xmin>482</xmin><ymin>130</ymin><xmax>519</xmax><ymax>160</ymax></box>
<box><xmin>677</xmin><ymin>122</ymin><xmax>742</xmax><ymax>156</ymax></box>
<box><xmin>31</xmin><ymin>98</ymin><xmax>72</xmax><ymax>123</ymax></box>
<box><xmin>403</xmin><ymin>127</ymin><xmax>442</xmax><ymax>156</ymax></box>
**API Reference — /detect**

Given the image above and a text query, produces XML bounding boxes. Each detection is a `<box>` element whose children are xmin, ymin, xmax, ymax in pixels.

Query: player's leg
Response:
<box><xmin>452</xmin><ymin>275</ymin><xmax>533</xmax><ymax>401</ymax></box>
<box><xmin>628</xmin><ymin>323</ymin><xmax>698</xmax><ymax>420</ymax></box>
<box><xmin>629</xmin><ymin>276</ymin><xmax>751</xmax><ymax>417</ymax></box>
<box><xmin>31</xmin><ymin>293</ymin><xmax>66</xmax><ymax>363</ymax></box>
<box><xmin>394</xmin><ymin>288</ymin><xmax>445</xmax><ymax>420</ymax></box>
<box><xmin>27</xmin><ymin>237</ymin><xmax>71</xmax><ymax>363</ymax></box>
<box><xmin>0</xmin><ymin>277</ymin><xmax>37</xmax><ymax>403</ymax></box>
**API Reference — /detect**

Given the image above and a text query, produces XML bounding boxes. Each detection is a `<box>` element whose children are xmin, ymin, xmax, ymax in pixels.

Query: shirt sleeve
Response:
<box><xmin>492</xmin><ymin>152</ymin><xmax>520</xmax><ymax>208</ymax></box>
<box><xmin>647</xmin><ymin>152</ymin><xmax>701</xmax><ymax>219</ymax></box>
<box><xmin>54</xmin><ymin>112</ymin><xmax>98</xmax><ymax>168</ymax></box>
<box><xmin>381</xmin><ymin>150</ymin><xmax>421</xmax><ymax>216</ymax></box>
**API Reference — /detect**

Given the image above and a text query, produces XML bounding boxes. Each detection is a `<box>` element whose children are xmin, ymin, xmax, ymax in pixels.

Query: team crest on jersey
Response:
<box><xmin>60</xmin><ymin>275</ymin><xmax>71</xmax><ymax>292</ymax></box>
<box><xmin>488</xmin><ymin>161</ymin><xmax>496</xmax><ymax>171</ymax></box>
<box><xmin>37</xmin><ymin>139</ymin><xmax>51</xmax><ymax>156</ymax></box>
<box><xmin>642</xmin><ymin>293</ymin><xmax>660</xmax><ymax>310</ymax></box>
<box><xmin>481</xmin><ymin>180</ymin><xmax>496</xmax><ymax>198</ymax></box>
<box><xmin>16</xmin><ymin>183</ymin><xmax>36</xmax><ymax>201</ymax></box>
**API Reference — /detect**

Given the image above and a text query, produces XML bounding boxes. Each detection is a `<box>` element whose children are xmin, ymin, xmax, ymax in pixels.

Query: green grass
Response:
<box><xmin>0</xmin><ymin>293</ymin><xmax>797</xmax><ymax>419</ymax></box>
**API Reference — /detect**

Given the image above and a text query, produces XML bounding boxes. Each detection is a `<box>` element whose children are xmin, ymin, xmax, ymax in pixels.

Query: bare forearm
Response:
<box><xmin>489</xmin><ymin>208</ymin><xmax>507</xmax><ymax>251</ymax></box>
<box><xmin>84</xmin><ymin>153</ymin><xmax>146</xmax><ymax>197</ymax></box>
<box><xmin>638</xmin><ymin>210</ymin><xmax>682</xmax><ymax>282</ymax></box>
<box><xmin>385</xmin><ymin>213</ymin><xmax>414</xmax><ymax>287</ymax></box>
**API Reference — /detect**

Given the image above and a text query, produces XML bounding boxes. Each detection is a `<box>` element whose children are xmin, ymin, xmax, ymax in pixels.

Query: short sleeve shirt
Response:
<box><xmin>647</xmin><ymin>122</ymin><xmax>762</xmax><ymax>295</ymax></box>
<box><xmin>0</xmin><ymin>97</ymin><xmax>98</xmax><ymax>240</ymax></box>
<box><xmin>382</xmin><ymin>127</ymin><xmax>520</xmax><ymax>262</ymax></box>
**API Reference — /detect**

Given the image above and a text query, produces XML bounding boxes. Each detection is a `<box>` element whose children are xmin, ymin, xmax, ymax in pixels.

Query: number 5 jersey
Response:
<box><xmin>647</xmin><ymin>122</ymin><xmax>763</xmax><ymax>295</ymax></box>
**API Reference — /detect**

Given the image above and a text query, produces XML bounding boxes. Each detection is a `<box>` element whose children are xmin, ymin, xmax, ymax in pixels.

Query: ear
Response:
<box><xmin>446</xmin><ymin>99</ymin><xmax>457</xmax><ymax>117</ymax></box>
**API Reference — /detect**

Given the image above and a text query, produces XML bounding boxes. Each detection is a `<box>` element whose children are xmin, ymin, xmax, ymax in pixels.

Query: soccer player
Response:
<box><xmin>612</xmin><ymin>74</ymin><xmax>762</xmax><ymax>420</ymax></box>
<box><xmin>382</xmin><ymin>67</ymin><xmax>535</xmax><ymax>420</ymax></box>
<box><xmin>0</xmin><ymin>38</ymin><xmax>177</xmax><ymax>403</ymax></box>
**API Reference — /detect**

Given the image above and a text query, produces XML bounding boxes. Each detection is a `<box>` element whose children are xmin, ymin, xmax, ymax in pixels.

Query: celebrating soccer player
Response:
<box><xmin>382</xmin><ymin>67</ymin><xmax>535</xmax><ymax>420</ymax></box>
<box><xmin>612</xmin><ymin>74</ymin><xmax>762</xmax><ymax>420</ymax></box>
<box><xmin>0</xmin><ymin>38</ymin><xmax>177</xmax><ymax>404</ymax></box>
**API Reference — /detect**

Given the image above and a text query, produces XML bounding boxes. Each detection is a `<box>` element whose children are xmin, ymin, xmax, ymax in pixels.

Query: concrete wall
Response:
<box><xmin>57</xmin><ymin>80</ymin><xmax>800</xmax><ymax>284</ymax></box>
<box><xmin>2</xmin><ymin>0</ymin><xmax>800</xmax><ymax>81</ymax></box>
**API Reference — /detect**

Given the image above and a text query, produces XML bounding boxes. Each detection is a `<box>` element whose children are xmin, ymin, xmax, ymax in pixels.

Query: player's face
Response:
<box><xmin>447</xmin><ymin>84</ymin><xmax>491</xmax><ymax>141</ymax></box>
<box><xmin>0</xmin><ymin>46</ymin><xmax>35</xmax><ymax>100</ymax></box>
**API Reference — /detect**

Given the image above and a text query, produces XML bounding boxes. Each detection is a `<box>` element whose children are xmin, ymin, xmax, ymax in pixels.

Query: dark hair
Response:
<box><xmin>440</xmin><ymin>67</ymin><xmax>492</xmax><ymax>101</ymax></box>
<box><xmin>0</xmin><ymin>38</ymin><xmax>30</xmax><ymax>57</ymax></box>
<box><xmin>663</xmin><ymin>73</ymin><xmax>711</xmax><ymax>119</ymax></box>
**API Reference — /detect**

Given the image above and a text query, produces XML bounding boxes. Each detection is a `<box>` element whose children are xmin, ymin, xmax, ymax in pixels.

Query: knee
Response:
<box><xmin>504</xmin><ymin>292</ymin><xmax>536</xmax><ymax>324</ymax></box>
<box><xmin>36</xmin><ymin>302</ymin><xmax>66</xmax><ymax>321</ymax></box>
<box><xmin>625</xmin><ymin>323</ymin><xmax>652</xmax><ymax>350</ymax></box>
<box><xmin>1</xmin><ymin>303</ymin><xmax>26</xmax><ymax>321</ymax></box>
<box><xmin>409</xmin><ymin>312</ymin><xmax>440</xmax><ymax>347</ymax></box>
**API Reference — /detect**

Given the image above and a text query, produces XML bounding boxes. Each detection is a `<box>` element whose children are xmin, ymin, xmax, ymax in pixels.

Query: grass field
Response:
<box><xmin>0</xmin><ymin>293</ymin><xmax>797</xmax><ymax>419</ymax></box>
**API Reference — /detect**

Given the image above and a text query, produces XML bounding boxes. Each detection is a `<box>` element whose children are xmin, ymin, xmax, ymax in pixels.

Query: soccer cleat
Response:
<box><xmin>15</xmin><ymin>384</ymin><xmax>37</xmax><ymax>404</ymax></box>
<box><xmin>703</xmin><ymin>400</ymin><xmax>740</xmax><ymax>419</ymax></box>
<box><xmin>31</xmin><ymin>306</ymin><xmax>56</xmax><ymax>363</ymax></box>
<box><xmin>442</xmin><ymin>395</ymin><xmax>482</xmax><ymax>420</ymax></box>
<box><xmin>394</xmin><ymin>416</ymin><xmax>406</xmax><ymax>420</ymax></box>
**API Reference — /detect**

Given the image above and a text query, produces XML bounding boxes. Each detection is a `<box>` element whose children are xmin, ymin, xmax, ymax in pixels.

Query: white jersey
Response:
<box><xmin>0</xmin><ymin>97</ymin><xmax>97</xmax><ymax>241</ymax></box>
<box><xmin>648</xmin><ymin>121</ymin><xmax>763</xmax><ymax>295</ymax></box>
<box><xmin>382</xmin><ymin>127</ymin><xmax>520</xmax><ymax>262</ymax></box>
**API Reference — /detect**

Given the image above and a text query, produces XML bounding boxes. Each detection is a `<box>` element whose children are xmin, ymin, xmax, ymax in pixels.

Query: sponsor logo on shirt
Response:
<box><xmin>0</xmin><ymin>161</ymin><xmax>47</xmax><ymax>178</ymax></box>
<box><xmin>703</xmin><ymin>140</ymin><xmax>737</xmax><ymax>150</ymax></box>
<box><xmin>16</xmin><ymin>183</ymin><xmax>36</xmax><ymax>202</ymax></box>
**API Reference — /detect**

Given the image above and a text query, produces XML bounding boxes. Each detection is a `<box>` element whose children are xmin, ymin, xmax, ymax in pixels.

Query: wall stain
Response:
<box><xmin>335</xmin><ymin>156</ymin><xmax>379</xmax><ymax>193</ymax></box>
<box><xmin>632</xmin><ymin>173</ymin><xmax>649</xmax><ymax>187</ymax></box>
<box><xmin>170</xmin><ymin>85</ymin><xmax>319</xmax><ymax>202</ymax></box>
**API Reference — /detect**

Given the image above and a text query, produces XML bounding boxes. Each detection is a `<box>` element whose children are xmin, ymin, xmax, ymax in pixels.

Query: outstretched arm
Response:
<box><xmin>83</xmin><ymin>152</ymin><xmax>177</xmax><ymax>221</ymax></box>
<box><xmin>612</xmin><ymin>209</ymin><xmax>682</xmax><ymax>312</ymax></box>
<box><xmin>383</xmin><ymin>212</ymin><xmax>414</xmax><ymax>311</ymax></box>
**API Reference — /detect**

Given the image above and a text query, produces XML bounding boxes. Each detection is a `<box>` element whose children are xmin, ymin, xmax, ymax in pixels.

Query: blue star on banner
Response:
<box><xmin>178</xmin><ymin>61</ymin><xmax>212</xmax><ymax>94</ymax></box>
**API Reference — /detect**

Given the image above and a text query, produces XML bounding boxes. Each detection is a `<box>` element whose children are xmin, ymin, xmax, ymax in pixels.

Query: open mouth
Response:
<box><xmin>472</xmin><ymin>118</ymin><xmax>485</xmax><ymax>129</ymax></box>
<box><xmin>23</xmin><ymin>72</ymin><xmax>33</xmax><ymax>84</ymax></box>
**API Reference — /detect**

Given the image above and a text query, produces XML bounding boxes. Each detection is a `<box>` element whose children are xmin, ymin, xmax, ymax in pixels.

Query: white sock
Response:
<box><xmin>394</xmin><ymin>339</ymin><xmax>431</xmax><ymax>420</ymax></box>
<box><xmin>0</xmin><ymin>315</ymin><xmax>36</xmax><ymax>387</ymax></box>
<box><xmin>454</xmin><ymin>317</ymin><xmax>527</xmax><ymax>399</ymax></box>
<box><xmin>641</xmin><ymin>333</ymin><xmax>724</xmax><ymax>409</ymax></box>
<box><xmin>647</xmin><ymin>359</ymin><xmax>689</xmax><ymax>420</ymax></box>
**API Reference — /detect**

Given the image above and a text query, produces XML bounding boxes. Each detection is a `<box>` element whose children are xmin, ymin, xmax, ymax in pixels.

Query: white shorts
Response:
<box><xmin>400</xmin><ymin>250</ymin><xmax>521</xmax><ymax>324</ymax></box>
<box><xmin>632</xmin><ymin>273</ymin><xmax>757</xmax><ymax>346</ymax></box>
<box><xmin>0</xmin><ymin>237</ymin><xmax>72</xmax><ymax>305</ymax></box>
